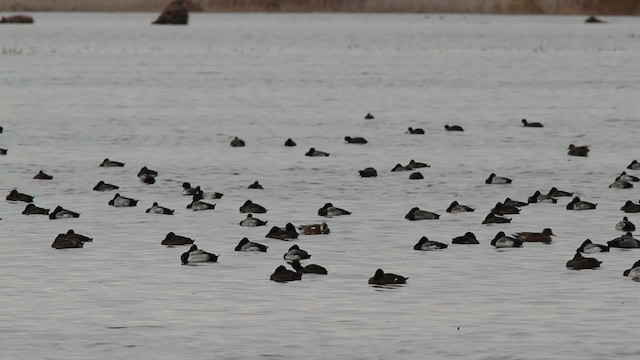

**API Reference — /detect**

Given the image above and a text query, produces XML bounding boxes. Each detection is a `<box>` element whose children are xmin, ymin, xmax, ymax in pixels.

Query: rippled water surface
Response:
<box><xmin>2</xmin><ymin>13</ymin><xmax>640</xmax><ymax>360</ymax></box>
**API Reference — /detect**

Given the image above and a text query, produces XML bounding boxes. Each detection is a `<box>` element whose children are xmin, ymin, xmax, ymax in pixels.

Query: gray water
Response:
<box><xmin>2</xmin><ymin>13</ymin><xmax>640</xmax><ymax>360</ymax></box>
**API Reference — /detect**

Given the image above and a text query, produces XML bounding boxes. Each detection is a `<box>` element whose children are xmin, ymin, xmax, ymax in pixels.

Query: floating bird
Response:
<box><xmin>194</xmin><ymin>186</ymin><xmax>223</xmax><ymax>199</ymax></box>
<box><xmin>93</xmin><ymin>181</ymin><xmax>119</xmax><ymax>191</ymax></box>
<box><xmin>405</xmin><ymin>160</ymin><xmax>430</xmax><ymax>169</ymax></box>
<box><xmin>485</xmin><ymin>173</ymin><xmax>512</xmax><ymax>184</ymax></box>
<box><xmin>239</xmin><ymin>214</ymin><xmax>268</xmax><ymax>227</ymax></box>
<box><xmin>344</xmin><ymin>136</ymin><xmax>368</xmax><ymax>144</ymax></box>
<box><xmin>266</xmin><ymin>223</ymin><xmax>299</xmax><ymax>241</ymax></box>
<box><xmin>405</xmin><ymin>207</ymin><xmax>440</xmax><ymax>220</ymax></box>
<box><xmin>161</xmin><ymin>232</ymin><xmax>194</xmax><ymax>246</ymax></box>
<box><xmin>283</xmin><ymin>244</ymin><xmax>310</xmax><ymax>261</ymax></box>
<box><xmin>528</xmin><ymin>190</ymin><xmax>557</xmax><ymax>204</ymax></box>
<box><xmin>566</xmin><ymin>252</ymin><xmax>601</xmax><ymax>270</ymax></box>
<box><xmin>503</xmin><ymin>197</ymin><xmax>528</xmax><ymax>208</ymax></box>
<box><xmin>620</xmin><ymin>200</ymin><xmax>640</xmax><ymax>213</ymax></box>
<box><xmin>137</xmin><ymin>166</ymin><xmax>158</xmax><ymax>184</ymax></box>
<box><xmin>146</xmin><ymin>202</ymin><xmax>174</xmax><ymax>215</ymax></box>
<box><xmin>248</xmin><ymin>181</ymin><xmax>263</xmax><ymax>189</ymax></box>
<box><xmin>182</xmin><ymin>182</ymin><xmax>197</xmax><ymax>195</ymax></box>
<box><xmin>566</xmin><ymin>197</ymin><xmax>597</xmax><ymax>210</ymax></box>
<box><xmin>407</xmin><ymin>127</ymin><xmax>425</xmax><ymax>134</ymax></box>
<box><xmin>616</xmin><ymin>217</ymin><xmax>636</xmax><ymax>232</ymax></box>
<box><xmin>521</xmin><ymin>119</ymin><xmax>543</xmax><ymax>127</ymax></box>
<box><xmin>0</xmin><ymin>148</ymin><xmax>6</xmax><ymax>155</ymax></box>
<box><xmin>108</xmin><ymin>193</ymin><xmax>138</xmax><ymax>207</ymax></box>
<box><xmin>289</xmin><ymin>260</ymin><xmax>327</xmax><ymax>274</ymax></box>
<box><xmin>368</xmin><ymin>269</ymin><xmax>408</xmax><ymax>285</ymax></box>
<box><xmin>318</xmin><ymin>203</ymin><xmax>351</xmax><ymax>217</ymax></box>
<box><xmin>547</xmin><ymin>187</ymin><xmax>572</xmax><ymax>197</ymax></box>
<box><xmin>452</xmin><ymin>232</ymin><xmax>479</xmax><ymax>244</ymax></box>
<box><xmin>270</xmin><ymin>265</ymin><xmax>302</xmax><ymax>282</ymax></box>
<box><xmin>51</xmin><ymin>231</ymin><xmax>92</xmax><ymax>249</ymax></box>
<box><xmin>100</xmin><ymin>158</ymin><xmax>125</xmax><ymax>167</ymax></box>
<box><xmin>491</xmin><ymin>231</ymin><xmax>523</xmax><ymax>248</ymax></box>
<box><xmin>33</xmin><ymin>170</ymin><xmax>53</xmax><ymax>180</ymax></box>
<box><xmin>617</xmin><ymin>171</ymin><xmax>639</xmax><ymax>182</ymax></box>
<box><xmin>235</xmin><ymin>237</ymin><xmax>268</xmax><ymax>252</ymax></box>
<box><xmin>413</xmin><ymin>236</ymin><xmax>448</xmax><ymax>250</ymax></box>
<box><xmin>609</xmin><ymin>179</ymin><xmax>633</xmax><ymax>189</ymax></box>
<box><xmin>186</xmin><ymin>193</ymin><xmax>216</xmax><ymax>211</ymax></box>
<box><xmin>305</xmin><ymin>147</ymin><xmax>329</xmax><ymax>157</ymax></box>
<box><xmin>240</xmin><ymin>200</ymin><xmax>267</xmax><ymax>213</ymax></box>
<box><xmin>607</xmin><ymin>232</ymin><xmax>640</xmax><ymax>248</ymax></box>
<box><xmin>21</xmin><ymin>203</ymin><xmax>49</xmax><ymax>215</ymax></box>
<box><xmin>491</xmin><ymin>202</ymin><xmax>520</xmax><ymax>215</ymax></box>
<box><xmin>6</xmin><ymin>189</ymin><xmax>34</xmax><ymax>203</ymax></box>
<box><xmin>181</xmin><ymin>245</ymin><xmax>218</xmax><ymax>264</ymax></box>
<box><xmin>364</xmin><ymin>113</ymin><xmax>374</xmax><ymax>119</ymax></box>
<box><xmin>513</xmin><ymin>228</ymin><xmax>554</xmax><ymax>243</ymax></box>
<box><xmin>49</xmin><ymin>206</ymin><xmax>80</xmax><ymax>219</ymax></box>
<box><xmin>409</xmin><ymin>172</ymin><xmax>424</xmax><ymax>180</ymax></box>
<box><xmin>576</xmin><ymin>239</ymin><xmax>609</xmax><ymax>253</ymax></box>
<box><xmin>391</xmin><ymin>163</ymin><xmax>411</xmax><ymax>172</ymax></box>
<box><xmin>627</xmin><ymin>160</ymin><xmax>640</xmax><ymax>170</ymax></box>
<box><xmin>446</xmin><ymin>201</ymin><xmax>475</xmax><ymax>213</ymax></box>
<box><xmin>444</xmin><ymin>124</ymin><xmax>464</xmax><ymax>131</ymax></box>
<box><xmin>298</xmin><ymin>222</ymin><xmax>330</xmax><ymax>235</ymax></box>
<box><xmin>482</xmin><ymin>212</ymin><xmax>511</xmax><ymax>224</ymax></box>
<box><xmin>567</xmin><ymin>144</ymin><xmax>589</xmax><ymax>157</ymax></box>
<box><xmin>623</xmin><ymin>260</ymin><xmax>640</xmax><ymax>279</ymax></box>
<box><xmin>284</xmin><ymin>138</ymin><xmax>297</xmax><ymax>147</ymax></box>
<box><xmin>359</xmin><ymin>167</ymin><xmax>378</xmax><ymax>178</ymax></box>
<box><xmin>230</xmin><ymin>136</ymin><xmax>245</xmax><ymax>147</ymax></box>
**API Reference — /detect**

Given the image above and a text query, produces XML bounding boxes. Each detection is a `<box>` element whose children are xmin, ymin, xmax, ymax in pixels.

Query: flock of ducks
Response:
<box><xmin>3</xmin><ymin>116</ymin><xmax>640</xmax><ymax>285</ymax></box>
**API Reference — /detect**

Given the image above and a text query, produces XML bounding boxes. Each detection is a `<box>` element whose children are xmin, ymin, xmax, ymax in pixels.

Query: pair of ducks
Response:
<box><xmin>413</xmin><ymin>229</ymin><xmax>555</xmax><ymax>249</ymax></box>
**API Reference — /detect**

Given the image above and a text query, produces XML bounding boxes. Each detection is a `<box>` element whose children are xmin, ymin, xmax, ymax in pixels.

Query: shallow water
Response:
<box><xmin>2</xmin><ymin>13</ymin><xmax>640</xmax><ymax>359</ymax></box>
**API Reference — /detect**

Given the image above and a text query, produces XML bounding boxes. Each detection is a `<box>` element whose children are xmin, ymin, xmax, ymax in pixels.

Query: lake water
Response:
<box><xmin>2</xmin><ymin>12</ymin><xmax>640</xmax><ymax>360</ymax></box>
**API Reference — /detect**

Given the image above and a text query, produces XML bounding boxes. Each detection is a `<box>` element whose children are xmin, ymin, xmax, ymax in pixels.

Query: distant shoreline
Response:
<box><xmin>2</xmin><ymin>0</ymin><xmax>640</xmax><ymax>15</ymax></box>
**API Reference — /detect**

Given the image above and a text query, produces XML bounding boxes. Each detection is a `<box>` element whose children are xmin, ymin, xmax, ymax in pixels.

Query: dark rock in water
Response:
<box><xmin>153</xmin><ymin>0</ymin><xmax>189</xmax><ymax>25</ymax></box>
<box><xmin>0</xmin><ymin>15</ymin><xmax>33</xmax><ymax>24</ymax></box>
<box><xmin>585</xmin><ymin>16</ymin><xmax>604</xmax><ymax>23</ymax></box>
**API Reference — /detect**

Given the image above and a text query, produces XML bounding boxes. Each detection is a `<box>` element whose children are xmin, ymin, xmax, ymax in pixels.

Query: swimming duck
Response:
<box><xmin>318</xmin><ymin>203</ymin><xmax>351</xmax><ymax>217</ymax></box>
<box><xmin>566</xmin><ymin>252</ymin><xmax>601</xmax><ymax>270</ymax></box>
<box><xmin>186</xmin><ymin>194</ymin><xmax>216</xmax><ymax>211</ymax></box>
<box><xmin>446</xmin><ymin>201</ymin><xmax>475</xmax><ymax>213</ymax></box>
<box><xmin>407</xmin><ymin>127</ymin><xmax>425</xmax><ymax>134</ymax></box>
<box><xmin>627</xmin><ymin>160</ymin><xmax>640</xmax><ymax>170</ymax></box>
<box><xmin>230</xmin><ymin>136</ymin><xmax>245</xmax><ymax>147</ymax></box>
<box><xmin>305</xmin><ymin>147</ymin><xmax>330</xmax><ymax>157</ymax></box>
<box><xmin>391</xmin><ymin>163</ymin><xmax>410</xmax><ymax>172</ymax></box>
<box><xmin>49</xmin><ymin>206</ymin><xmax>80</xmax><ymax>219</ymax></box>
<box><xmin>482</xmin><ymin>212</ymin><xmax>511</xmax><ymax>224</ymax></box>
<box><xmin>235</xmin><ymin>237</ymin><xmax>268</xmax><ymax>252</ymax></box>
<box><xmin>444</xmin><ymin>124</ymin><xmax>464</xmax><ymax>131</ymax></box>
<box><xmin>359</xmin><ymin>167</ymin><xmax>378</xmax><ymax>178</ymax></box>
<box><xmin>239</xmin><ymin>200</ymin><xmax>267</xmax><ymax>213</ymax></box>
<box><xmin>364</xmin><ymin>113</ymin><xmax>374</xmax><ymax>119</ymax></box>
<box><xmin>609</xmin><ymin>179</ymin><xmax>633</xmax><ymax>189</ymax></box>
<box><xmin>513</xmin><ymin>228</ymin><xmax>554</xmax><ymax>243</ymax></box>
<box><xmin>521</xmin><ymin>119</ymin><xmax>543</xmax><ymax>128</ymax></box>
<box><xmin>248</xmin><ymin>181</ymin><xmax>263</xmax><ymax>189</ymax></box>
<box><xmin>64</xmin><ymin>229</ymin><xmax>93</xmax><ymax>243</ymax></box>
<box><xmin>547</xmin><ymin>187</ymin><xmax>572</xmax><ymax>197</ymax></box>
<box><xmin>405</xmin><ymin>159</ymin><xmax>430</xmax><ymax>169</ymax></box>
<box><xmin>100</xmin><ymin>158</ymin><xmax>125</xmax><ymax>167</ymax></box>
<box><xmin>368</xmin><ymin>269</ymin><xmax>408</xmax><ymax>285</ymax></box>
<box><xmin>51</xmin><ymin>232</ymin><xmax>91</xmax><ymax>249</ymax></box>
<box><xmin>22</xmin><ymin>203</ymin><xmax>49</xmax><ymax>215</ymax></box>
<box><xmin>181</xmin><ymin>244</ymin><xmax>218</xmax><ymax>264</ymax></box>
<box><xmin>266</xmin><ymin>223</ymin><xmax>299</xmax><ymax>241</ymax></box>
<box><xmin>607</xmin><ymin>232</ymin><xmax>640</xmax><ymax>248</ymax></box>
<box><xmin>93</xmin><ymin>181</ymin><xmax>118</xmax><ymax>191</ymax></box>
<box><xmin>404</xmin><ymin>207</ymin><xmax>440</xmax><ymax>220</ymax></box>
<box><xmin>623</xmin><ymin>260</ymin><xmax>640</xmax><ymax>279</ymax></box>
<box><xmin>283</xmin><ymin>244</ymin><xmax>310</xmax><ymax>261</ymax></box>
<box><xmin>194</xmin><ymin>186</ymin><xmax>223</xmax><ymax>199</ymax></box>
<box><xmin>566</xmin><ymin>197</ymin><xmax>597</xmax><ymax>210</ymax></box>
<box><xmin>161</xmin><ymin>232</ymin><xmax>194</xmax><ymax>246</ymax></box>
<box><xmin>6</xmin><ymin>189</ymin><xmax>34</xmax><ymax>203</ymax></box>
<box><xmin>290</xmin><ymin>260</ymin><xmax>327</xmax><ymax>274</ymax></box>
<box><xmin>576</xmin><ymin>239</ymin><xmax>609</xmax><ymax>253</ymax></box>
<box><xmin>485</xmin><ymin>173</ymin><xmax>512</xmax><ymax>184</ymax></box>
<box><xmin>409</xmin><ymin>172</ymin><xmax>424</xmax><ymax>180</ymax></box>
<box><xmin>0</xmin><ymin>148</ymin><xmax>6</xmax><ymax>155</ymax></box>
<box><xmin>108</xmin><ymin>193</ymin><xmax>138</xmax><ymax>207</ymax></box>
<box><xmin>413</xmin><ymin>236</ymin><xmax>448</xmax><ymax>250</ymax></box>
<box><xmin>182</xmin><ymin>182</ymin><xmax>197</xmax><ymax>195</ymax></box>
<box><xmin>585</xmin><ymin>15</ymin><xmax>604</xmax><ymax>23</ymax></box>
<box><xmin>138</xmin><ymin>166</ymin><xmax>158</xmax><ymax>184</ymax></box>
<box><xmin>452</xmin><ymin>232</ymin><xmax>479</xmax><ymax>244</ymax></box>
<box><xmin>491</xmin><ymin>231</ymin><xmax>523</xmax><ymax>248</ymax></box>
<box><xmin>146</xmin><ymin>202</ymin><xmax>174</xmax><ymax>215</ymax></box>
<box><xmin>33</xmin><ymin>170</ymin><xmax>53</xmax><ymax>180</ymax></box>
<box><xmin>298</xmin><ymin>222</ymin><xmax>330</xmax><ymax>235</ymax></box>
<box><xmin>616</xmin><ymin>217</ymin><xmax>636</xmax><ymax>232</ymax></box>
<box><xmin>503</xmin><ymin>197</ymin><xmax>528</xmax><ymax>208</ymax></box>
<box><xmin>284</xmin><ymin>138</ymin><xmax>297</xmax><ymax>147</ymax></box>
<box><xmin>617</xmin><ymin>171</ymin><xmax>640</xmax><ymax>182</ymax></box>
<box><xmin>239</xmin><ymin>214</ymin><xmax>268</xmax><ymax>227</ymax></box>
<box><xmin>621</xmin><ymin>200</ymin><xmax>640</xmax><ymax>213</ymax></box>
<box><xmin>270</xmin><ymin>265</ymin><xmax>302</xmax><ymax>282</ymax></box>
<box><xmin>344</xmin><ymin>136</ymin><xmax>368</xmax><ymax>144</ymax></box>
<box><xmin>567</xmin><ymin>144</ymin><xmax>589</xmax><ymax>157</ymax></box>
<box><xmin>528</xmin><ymin>191</ymin><xmax>558</xmax><ymax>204</ymax></box>
<box><xmin>491</xmin><ymin>202</ymin><xmax>520</xmax><ymax>215</ymax></box>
